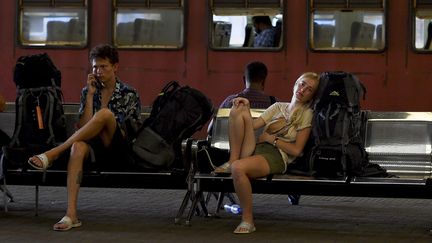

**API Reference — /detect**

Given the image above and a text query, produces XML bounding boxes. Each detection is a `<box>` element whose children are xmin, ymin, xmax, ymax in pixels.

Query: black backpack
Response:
<box><xmin>14</xmin><ymin>53</ymin><xmax>62</xmax><ymax>89</ymax></box>
<box><xmin>132</xmin><ymin>81</ymin><xmax>214</xmax><ymax>170</ymax></box>
<box><xmin>7</xmin><ymin>53</ymin><xmax>67</xmax><ymax>164</ymax></box>
<box><xmin>310</xmin><ymin>71</ymin><xmax>368</xmax><ymax>178</ymax></box>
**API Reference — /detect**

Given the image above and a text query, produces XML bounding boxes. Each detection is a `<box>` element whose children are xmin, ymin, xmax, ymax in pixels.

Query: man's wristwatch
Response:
<box><xmin>273</xmin><ymin>137</ymin><xmax>279</xmax><ymax>147</ymax></box>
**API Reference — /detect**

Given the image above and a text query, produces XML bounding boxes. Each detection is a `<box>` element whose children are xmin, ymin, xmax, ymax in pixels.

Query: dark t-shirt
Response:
<box><xmin>219</xmin><ymin>88</ymin><xmax>276</xmax><ymax>109</ymax></box>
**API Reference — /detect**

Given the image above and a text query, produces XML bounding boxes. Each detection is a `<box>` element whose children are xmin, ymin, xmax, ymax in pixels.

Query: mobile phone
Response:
<box><xmin>94</xmin><ymin>76</ymin><xmax>105</xmax><ymax>89</ymax></box>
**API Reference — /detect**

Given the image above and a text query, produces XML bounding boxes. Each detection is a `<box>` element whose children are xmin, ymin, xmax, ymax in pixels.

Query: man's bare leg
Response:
<box><xmin>28</xmin><ymin>108</ymin><xmax>117</xmax><ymax>167</ymax></box>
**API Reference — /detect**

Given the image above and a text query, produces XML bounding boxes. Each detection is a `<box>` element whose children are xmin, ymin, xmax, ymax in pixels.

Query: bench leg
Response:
<box><xmin>0</xmin><ymin>153</ymin><xmax>8</xmax><ymax>212</ymax></box>
<box><xmin>2</xmin><ymin>182</ymin><xmax>6</xmax><ymax>212</ymax></box>
<box><xmin>175</xmin><ymin>188</ymin><xmax>210</xmax><ymax>225</ymax></box>
<box><xmin>214</xmin><ymin>192</ymin><xmax>224</xmax><ymax>215</ymax></box>
<box><xmin>226</xmin><ymin>193</ymin><xmax>237</xmax><ymax>204</ymax></box>
<box><xmin>175</xmin><ymin>189</ymin><xmax>192</xmax><ymax>224</ymax></box>
<box><xmin>1</xmin><ymin>177</ymin><xmax>12</xmax><ymax>212</ymax></box>
<box><xmin>205</xmin><ymin>191</ymin><xmax>213</xmax><ymax>205</ymax></box>
<box><xmin>185</xmin><ymin>190</ymin><xmax>204</xmax><ymax>226</ymax></box>
<box><xmin>198</xmin><ymin>194</ymin><xmax>210</xmax><ymax>217</ymax></box>
<box><xmin>34</xmin><ymin>185</ymin><xmax>39</xmax><ymax>216</ymax></box>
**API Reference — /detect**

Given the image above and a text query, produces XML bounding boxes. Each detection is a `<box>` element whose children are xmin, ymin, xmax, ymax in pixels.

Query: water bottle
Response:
<box><xmin>224</xmin><ymin>204</ymin><xmax>242</xmax><ymax>214</ymax></box>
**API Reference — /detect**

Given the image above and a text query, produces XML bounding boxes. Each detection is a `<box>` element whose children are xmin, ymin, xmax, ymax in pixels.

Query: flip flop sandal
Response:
<box><xmin>53</xmin><ymin>216</ymin><xmax>82</xmax><ymax>231</ymax></box>
<box><xmin>28</xmin><ymin>153</ymin><xmax>51</xmax><ymax>171</ymax></box>
<box><xmin>213</xmin><ymin>162</ymin><xmax>231</xmax><ymax>174</ymax></box>
<box><xmin>234</xmin><ymin>221</ymin><xmax>256</xmax><ymax>234</ymax></box>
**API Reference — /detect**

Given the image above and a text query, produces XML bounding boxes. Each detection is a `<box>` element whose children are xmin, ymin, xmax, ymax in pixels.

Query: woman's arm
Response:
<box><xmin>232</xmin><ymin>97</ymin><xmax>267</xmax><ymax>131</ymax></box>
<box><xmin>260</xmin><ymin>127</ymin><xmax>311</xmax><ymax>157</ymax></box>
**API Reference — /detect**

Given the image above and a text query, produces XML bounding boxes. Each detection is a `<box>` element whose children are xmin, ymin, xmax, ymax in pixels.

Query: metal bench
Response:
<box><xmin>182</xmin><ymin>109</ymin><xmax>432</xmax><ymax>225</ymax></box>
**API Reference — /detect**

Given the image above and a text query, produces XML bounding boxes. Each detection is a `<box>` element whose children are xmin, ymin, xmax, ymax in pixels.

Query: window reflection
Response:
<box><xmin>311</xmin><ymin>10</ymin><xmax>384</xmax><ymax>51</ymax></box>
<box><xmin>114</xmin><ymin>9</ymin><xmax>184</xmax><ymax>48</ymax></box>
<box><xmin>414</xmin><ymin>11</ymin><xmax>432</xmax><ymax>50</ymax></box>
<box><xmin>20</xmin><ymin>8</ymin><xmax>87</xmax><ymax>46</ymax></box>
<box><xmin>310</xmin><ymin>0</ymin><xmax>385</xmax><ymax>51</ymax></box>
<box><xmin>213</xmin><ymin>16</ymin><xmax>246</xmax><ymax>47</ymax></box>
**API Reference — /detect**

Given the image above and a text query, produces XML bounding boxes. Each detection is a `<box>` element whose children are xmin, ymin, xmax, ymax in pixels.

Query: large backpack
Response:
<box><xmin>7</xmin><ymin>53</ymin><xmax>67</xmax><ymax>166</ymax></box>
<box><xmin>309</xmin><ymin>71</ymin><xmax>368</xmax><ymax>178</ymax></box>
<box><xmin>132</xmin><ymin>81</ymin><xmax>214</xmax><ymax>170</ymax></box>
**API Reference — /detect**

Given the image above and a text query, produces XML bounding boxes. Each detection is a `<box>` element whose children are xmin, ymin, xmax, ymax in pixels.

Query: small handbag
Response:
<box><xmin>265</xmin><ymin>117</ymin><xmax>290</xmax><ymax>136</ymax></box>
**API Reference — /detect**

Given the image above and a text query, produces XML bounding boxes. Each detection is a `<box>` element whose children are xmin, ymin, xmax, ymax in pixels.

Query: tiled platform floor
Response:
<box><xmin>1</xmin><ymin>185</ymin><xmax>432</xmax><ymax>242</ymax></box>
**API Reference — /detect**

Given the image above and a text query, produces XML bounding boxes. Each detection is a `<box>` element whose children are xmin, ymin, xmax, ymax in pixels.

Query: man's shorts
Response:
<box><xmin>88</xmin><ymin>123</ymin><xmax>133</xmax><ymax>170</ymax></box>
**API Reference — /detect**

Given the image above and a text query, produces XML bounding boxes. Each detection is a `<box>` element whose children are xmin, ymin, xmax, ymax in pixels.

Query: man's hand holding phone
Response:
<box><xmin>88</xmin><ymin>74</ymin><xmax>105</xmax><ymax>91</ymax></box>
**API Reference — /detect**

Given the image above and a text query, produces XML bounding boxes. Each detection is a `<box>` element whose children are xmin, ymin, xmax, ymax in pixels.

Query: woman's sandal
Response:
<box><xmin>28</xmin><ymin>153</ymin><xmax>51</xmax><ymax>171</ymax></box>
<box><xmin>53</xmin><ymin>216</ymin><xmax>82</xmax><ymax>231</ymax></box>
<box><xmin>233</xmin><ymin>221</ymin><xmax>256</xmax><ymax>234</ymax></box>
<box><xmin>213</xmin><ymin>162</ymin><xmax>231</xmax><ymax>174</ymax></box>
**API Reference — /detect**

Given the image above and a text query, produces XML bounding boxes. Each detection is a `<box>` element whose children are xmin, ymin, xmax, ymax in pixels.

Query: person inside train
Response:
<box><xmin>27</xmin><ymin>44</ymin><xmax>141</xmax><ymax>231</ymax></box>
<box><xmin>252</xmin><ymin>16</ymin><xmax>277</xmax><ymax>47</ymax></box>
<box><xmin>214</xmin><ymin>72</ymin><xmax>319</xmax><ymax>233</ymax></box>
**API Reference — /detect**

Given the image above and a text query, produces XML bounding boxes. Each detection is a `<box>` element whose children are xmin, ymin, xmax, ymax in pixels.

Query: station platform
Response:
<box><xmin>1</xmin><ymin>185</ymin><xmax>432</xmax><ymax>242</ymax></box>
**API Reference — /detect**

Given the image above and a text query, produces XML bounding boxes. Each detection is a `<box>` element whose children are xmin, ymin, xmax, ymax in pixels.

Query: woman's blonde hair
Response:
<box><xmin>267</xmin><ymin>72</ymin><xmax>320</xmax><ymax>137</ymax></box>
<box><xmin>293</xmin><ymin>72</ymin><xmax>319</xmax><ymax>107</ymax></box>
<box><xmin>288</xmin><ymin>72</ymin><xmax>319</xmax><ymax>132</ymax></box>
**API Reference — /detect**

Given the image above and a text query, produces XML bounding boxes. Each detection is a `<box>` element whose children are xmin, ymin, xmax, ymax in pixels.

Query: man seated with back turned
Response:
<box><xmin>208</xmin><ymin>61</ymin><xmax>275</xmax><ymax>135</ymax></box>
<box><xmin>252</xmin><ymin>16</ymin><xmax>277</xmax><ymax>47</ymax></box>
<box><xmin>219</xmin><ymin>61</ymin><xmax>276</xmax><ymax>109</ymax></box>
<box><xmin>208</xmin><ymin>61</ymin><xmax>276</xmax><ymax>146</ymax></box>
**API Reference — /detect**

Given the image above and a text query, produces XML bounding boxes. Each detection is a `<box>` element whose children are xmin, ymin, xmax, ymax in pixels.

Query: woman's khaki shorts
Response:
<box><xmin>253</xmin><ymin>142</ymin><xmax>285</xmax><ymax>174</ymax></box>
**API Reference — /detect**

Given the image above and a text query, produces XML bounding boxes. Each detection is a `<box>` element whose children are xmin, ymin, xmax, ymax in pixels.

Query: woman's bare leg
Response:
<box><xmin>228</xmin><ymin>104</ymin><xmax>257</xmax><ymax>162</ymax></box>
<box><xmin>29</xmin><ymin>108</ymin><xmax>117</xmax><ymax>166</ymax></box>
<box><xmin>231</xmin><ymin>155</ymin><xmax>270</xmax><ymax>230</ymax></box>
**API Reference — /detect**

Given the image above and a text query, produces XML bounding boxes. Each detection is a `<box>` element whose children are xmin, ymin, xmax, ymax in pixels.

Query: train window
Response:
<box><xmin>309</xmin><ymin>0</ymin><xmax>386</xmax><ymax>51</ymax></box>
<box><xmin>113</xmin><ymin>0</ymin><xmax>184</xmax><ymax>49</ymax></box>
<box><xmin>18</xmin><ymin>0</ymin><xmax>87</xmax><ymax>47</ymax></box>
<box><xmin>210</xmin><ymin>0</ymin><xmax>283</xmax><ymax>50</ymax></box>
<box><xmin>413</xmin><ymin>0</ymin><xmax>432</xmax><ymax>52</ymax></box>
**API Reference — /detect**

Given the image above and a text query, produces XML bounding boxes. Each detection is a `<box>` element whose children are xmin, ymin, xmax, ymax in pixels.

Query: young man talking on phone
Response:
<box><xmin>28</xmin><ymin>44</ymin><xmax>141</xmax><ymax>231</ymax></box>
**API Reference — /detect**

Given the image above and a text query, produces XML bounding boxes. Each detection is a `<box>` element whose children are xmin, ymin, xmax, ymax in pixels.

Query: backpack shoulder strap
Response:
<box><xmin>146</xmin><ymin>81</ymin><xmax>180</xmax><ymax>125</ymax></box>
<box><xmin>313</xmin><ymin>72</ymin><xmax>329</xmax><ymax>110</ymax></box>
<box><xmin>10</xmin><ymin>89</ymin><xmax>27</xmax><ymax>147</ymax></box>
<box><xmin>45</xmin><ymin>88</ymin><xmax>56</xmax><ymax>145</ymax></box>
<box><xmin>343</xmin><ymin>73</ymin><xmax>366</xmax><ymax>108</ymax></box>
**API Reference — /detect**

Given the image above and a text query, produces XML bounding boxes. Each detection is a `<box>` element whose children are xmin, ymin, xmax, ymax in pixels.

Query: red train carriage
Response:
<box><xmin>0</xmin><ymin>0</ymin><xmax>431</xmax><ymax>111</ymax></box>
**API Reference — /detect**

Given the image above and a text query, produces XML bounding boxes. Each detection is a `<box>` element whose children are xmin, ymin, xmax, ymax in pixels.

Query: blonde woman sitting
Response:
<box><xmin>214</xmin><ymin>72</ymin><xmax>320</xmax><ymax>234</ymax></box>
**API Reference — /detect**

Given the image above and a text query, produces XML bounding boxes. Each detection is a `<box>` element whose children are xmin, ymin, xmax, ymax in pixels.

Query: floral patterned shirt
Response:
<box><xmin>79</xmin><ymin>79</ymin><xmax>141</xmax><ymax>126</ymax></box>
